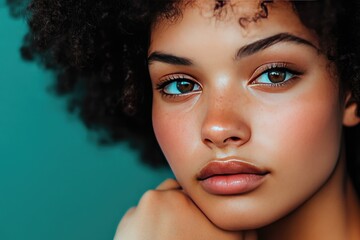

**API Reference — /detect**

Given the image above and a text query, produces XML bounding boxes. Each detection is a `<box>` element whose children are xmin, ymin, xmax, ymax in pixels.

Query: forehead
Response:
<box><xmin>152</xmin><ymin>0</ymin><xmax>293</xmax><ymax>26</ymax></box>
<box><xmin>150</xmin><ymin>0</ymin><xmax>301</xmax><ymax>37</ymax></box>
<box><xmin>149</xmin><ymin>0</ymin><xmax>317</xmax><ymax>53</ymax></box>
<box><xmin>191</xmin><ymin>0</ymin><xmax>265</xmax><ymax>17</ymax></box>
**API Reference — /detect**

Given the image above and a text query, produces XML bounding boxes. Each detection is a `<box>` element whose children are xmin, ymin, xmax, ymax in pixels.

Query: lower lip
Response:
<box><xmin>199</xmin><ymin>174</ymin><xmax>266</xmax><ymax>195</ymax></box>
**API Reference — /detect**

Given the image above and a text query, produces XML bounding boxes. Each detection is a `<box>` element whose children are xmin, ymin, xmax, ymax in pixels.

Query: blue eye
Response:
<box><xmin>162</xmin><ymin>80</ymin><xmax>201</xmax><ymax>95</ymax></box>
<box><xmin>256</xmin><ymin>68</ymin><xmax>294</xmax><ymax>85</ymax></box>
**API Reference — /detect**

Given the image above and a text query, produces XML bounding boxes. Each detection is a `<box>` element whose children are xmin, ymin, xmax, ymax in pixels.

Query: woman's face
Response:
<box><xmin>148</xmin><ymin>1</ymin><xmax>346</xmax><ymax>230</ymax></box>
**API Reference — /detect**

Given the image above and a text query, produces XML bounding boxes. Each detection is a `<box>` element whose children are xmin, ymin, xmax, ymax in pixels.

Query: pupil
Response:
<box><xmin>177</xmin><ymin>81</ymin><xmax>194</xmax><ymax>93</ymax></box>
<box><xmin>268</xmin><ymin>70</ymin><xmax>286</xmax><ymax>83</ymax></box>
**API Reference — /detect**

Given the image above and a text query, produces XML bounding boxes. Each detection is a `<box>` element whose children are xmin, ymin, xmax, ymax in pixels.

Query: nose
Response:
<box><xmin>201</xmin><ymin>94</ymin><xmax>251</xmax><ymax>149</ymax></box>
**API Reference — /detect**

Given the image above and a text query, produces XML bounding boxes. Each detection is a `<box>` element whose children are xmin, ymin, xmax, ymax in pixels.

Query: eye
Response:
<box><xmin>156</xmin><ymin>75</ymin><xmax>202</xmax><ymax>96</ymax></box>
<box><xmin>255</xmin><ymin>68</ymin><xmax>295</xmax><ymax>85</ymax></box>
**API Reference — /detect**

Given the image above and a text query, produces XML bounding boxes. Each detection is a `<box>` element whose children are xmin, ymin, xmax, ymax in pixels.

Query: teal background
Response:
<box><xmin>0</xmin><ymin>3</ymin><xmax>172</xmax><ymax>240</ymax></box>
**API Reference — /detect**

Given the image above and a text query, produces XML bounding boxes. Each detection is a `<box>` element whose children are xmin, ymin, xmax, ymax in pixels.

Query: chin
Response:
<box><xmin>207</xmin><ymin>212</ymin><xmax>275</xmax><ymax>231</ymax></box>
<box><xmin>194</xmin><ymin>196</ymin><xmax>286</xmax><ymax>231</ymax></box>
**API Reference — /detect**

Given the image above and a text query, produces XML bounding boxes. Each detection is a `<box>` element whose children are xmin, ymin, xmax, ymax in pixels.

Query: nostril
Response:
<box><xmin>203</xmin><ymin>135</ymin><xmax>247</xmax><ymax>149</ymax></box>
<box><xmin>224</xmin><ymin>136</ymin><xmax>241</xmax><ymax>143</ymax></box>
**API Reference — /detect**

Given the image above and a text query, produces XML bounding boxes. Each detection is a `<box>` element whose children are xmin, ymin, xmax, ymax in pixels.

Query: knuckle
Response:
<box><xmin>138</xmin><ymin>190</ymin><xmax>162</xmax><ymax>209</ymax></box>
<box><xmin>156</xmin><ymin>178</ymin><xmax>178</xmax><ymax>190</ymax></box>
<box><xmin>115</xmin><ymin>207</ymin><xmax>137</xmax><ymax>235</ymax></box>
<box><xmin>140</xmin><ymin>189</ymin><xmax>159</xmax><ymax>202</ymax></box>
<box><xmin>161</xmin><ymin>178</ymin><xmax>175</xmax><ymax>184</ymax></box>
<box><xmin>123</xmin><ymin>207</ymin><xmax>136</xmax><ymax>218</ymax></box>
<box><xmin>137</xmin><ymin>189</ymin><xmax>195</xmax><ymax>218</ymax></box>
<box><xmin>123</xmin><ymin>207</ymin><xmax>137</xmax><ymax>222</ymax></box>
<box><xmin>139</xmin><ymin>189</ymin><xmax>190</xmax><ymax>210</ymax></box>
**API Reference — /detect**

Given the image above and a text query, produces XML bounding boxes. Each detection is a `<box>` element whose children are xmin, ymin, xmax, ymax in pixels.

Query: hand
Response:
<box><xmin>114</xmin><ymin>179</ymin><xmax>257</xmax><ymax>240</ymax></box>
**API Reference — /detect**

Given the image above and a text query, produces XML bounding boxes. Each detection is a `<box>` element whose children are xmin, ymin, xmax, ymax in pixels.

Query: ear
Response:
<box><xmin>343</xmin><ymin>92</ymin><xmax>360</xmax><ymax>127</ymax></box>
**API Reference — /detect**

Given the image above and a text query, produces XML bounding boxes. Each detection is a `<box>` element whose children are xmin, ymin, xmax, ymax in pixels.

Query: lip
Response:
<box><xmin>197</xmin><ymin>160</ymin><xmax>269</xmax><ymax>195</ymax></box>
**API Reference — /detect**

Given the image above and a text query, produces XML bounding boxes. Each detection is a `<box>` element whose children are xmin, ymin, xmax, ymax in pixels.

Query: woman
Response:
<box><xmin>11</xmin><ymin>0</ymin><xmax>360</xmax><ymax>239</ymax></box>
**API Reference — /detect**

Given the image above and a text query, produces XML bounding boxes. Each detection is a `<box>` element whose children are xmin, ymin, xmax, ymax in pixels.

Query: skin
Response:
<box><xmin>115</xmin><ymin>1</ymin><xmax>360</xmax><ymax>239</ymax></box>
<box><xmin>114</xmin><ymin>179</ymin><xmax>251</xmax><ymax>240</ymax></box>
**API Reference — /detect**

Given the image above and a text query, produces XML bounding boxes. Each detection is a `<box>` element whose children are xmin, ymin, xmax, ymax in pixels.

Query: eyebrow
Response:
<box><xmin>147</xmin><ymin>33</ymin><xmax>318</xmax><ymax>66</ymax></box>
<box><xmin>147</xmin><ymin>51</ymin><xmax>193</xmax><ymax>66</ymax></box>
<box><xmin>236</xmin><ymin>32</ymin><xmax>319</xmax><ymax>59</ymax></box>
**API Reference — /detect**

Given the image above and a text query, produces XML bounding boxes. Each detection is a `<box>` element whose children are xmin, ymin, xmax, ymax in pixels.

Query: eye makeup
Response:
<box><xmin>248</xmin><ymin>62</ymin><xmax>304</xmax><ymax>89</ymax></box>
<box><xmin>155</xmin><ymin>74</ymin><xmax>202</xmax><ymax>98</ymax></box>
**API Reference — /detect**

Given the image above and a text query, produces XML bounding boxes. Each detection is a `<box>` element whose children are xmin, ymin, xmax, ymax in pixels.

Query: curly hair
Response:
<box><xmin>6</xmin><ymin>0</ymin><xmax>360</xmax><ymax>193</ymax></box>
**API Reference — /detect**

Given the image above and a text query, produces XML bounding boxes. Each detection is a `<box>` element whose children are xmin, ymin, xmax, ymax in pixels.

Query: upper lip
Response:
<box><xmin>197</xmin><ymin>159</ymin><xmax>269</xmax><ymax>180</ymax></box>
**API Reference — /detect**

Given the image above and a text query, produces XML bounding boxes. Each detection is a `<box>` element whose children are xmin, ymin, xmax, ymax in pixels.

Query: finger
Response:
<box><xmin>156</xmin><ymin>178</ymin><xmax>181</xmax><ymax>190</ymax></box>
<box><xmin>124</xmin><ymin>207</ymin><xmax>136</xmax><ymax>217</ymax></box>
<box><xmin>119</xmin><ymin>207</ymin><xmax>136</xmax><ymax>226</ymax></box>
<box><xmin>114</xmin><ymin>207</ymin><xmax>136</xmax><ymax>239</ymax></box>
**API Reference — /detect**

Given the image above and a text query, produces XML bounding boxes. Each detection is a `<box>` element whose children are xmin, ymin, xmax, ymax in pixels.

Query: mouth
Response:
<box><xmin>197</xmin><ymin>160</ymin><xmax>269</xmax><ymax>195</ymax></box>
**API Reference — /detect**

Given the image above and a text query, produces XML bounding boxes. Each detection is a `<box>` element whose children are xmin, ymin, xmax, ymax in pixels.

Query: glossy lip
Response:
<box><xmin>197</xmin><ymin>159</ymin><xmax>269</xmax><ymax>195</ymax></box>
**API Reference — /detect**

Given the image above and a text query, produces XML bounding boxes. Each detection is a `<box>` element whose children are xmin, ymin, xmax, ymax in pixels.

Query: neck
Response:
<box><xmin>258</xmin><ymin>153</ymin><xmax>360</xmax><ymax>240</ymax></box>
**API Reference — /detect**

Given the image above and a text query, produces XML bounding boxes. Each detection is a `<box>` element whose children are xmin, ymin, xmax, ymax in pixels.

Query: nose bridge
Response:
<box><xmin>208</xmin><ymin>87</ymin><xmax>235</xmax><ymax>120</ymax></box>
<box><xmin>201</xmin><ymin>82</ymin><xmax>251</xmax><ymax>148</ymax></box>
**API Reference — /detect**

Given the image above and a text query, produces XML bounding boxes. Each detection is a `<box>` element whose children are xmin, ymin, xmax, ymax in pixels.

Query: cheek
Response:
<box><xmin>152</xmin><ymin>113</ymin><xmax>184</xmax><ymax>159</ymax></box>
<box><xmin>152</xmin><ymin>99</ymin><xmax>201</xmax><ymax>177</ymax></box>
<box><xmin>200</xmin><ymin>91</ymin><xmax>344</xmax><ymax>230</ymax></box>
<box><xmin>256</xmin><ymin>86</ymin><xmax>343</xmax><ymax>195</ymax></box>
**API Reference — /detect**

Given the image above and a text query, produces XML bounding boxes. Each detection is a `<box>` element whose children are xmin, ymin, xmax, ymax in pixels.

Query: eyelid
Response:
<box><xmin>155</xmin><ymin>73</ymin><xmax>202</xmax><ymax>99</ymax></box>
<box><xmin>249</xmin><ymin>62</ymin><xmax>302</xmax><ymax>85</ymax></box>
<box><xmin>155</xmin><ymin>73</ymin><xmax>199</xmax><ymax>90</ymax></box>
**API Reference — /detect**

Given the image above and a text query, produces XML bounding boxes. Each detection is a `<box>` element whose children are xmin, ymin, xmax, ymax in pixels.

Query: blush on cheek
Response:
<box><xmin>277</xmin><ymin>97</ymin><xmax>342</xmax><ymax>175</ymax></box>
<box><xmin>152</xmin><ymin>111</ymin><xmax>173</xmax><ymax>158</ymax></box>
<box><xmin>152</xmin><ymin>110</ymin><xmax>186</xmax><ymax>162</ymax></box>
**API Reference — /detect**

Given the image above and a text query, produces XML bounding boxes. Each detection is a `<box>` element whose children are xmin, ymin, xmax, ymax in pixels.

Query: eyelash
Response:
<box><xmin>155</xmin><ymin>63</ymin><xmax>303</xmax><ymax>98</ymax></box>
<box><xmin>155</xmin><ymin>74</ymin><xmax>201</xmax><ymax>98</ymax></box>
<box><xmin>250</xmin><ymin>62</ymin><xmax>303</xmax><ymax>88</ymax></box>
